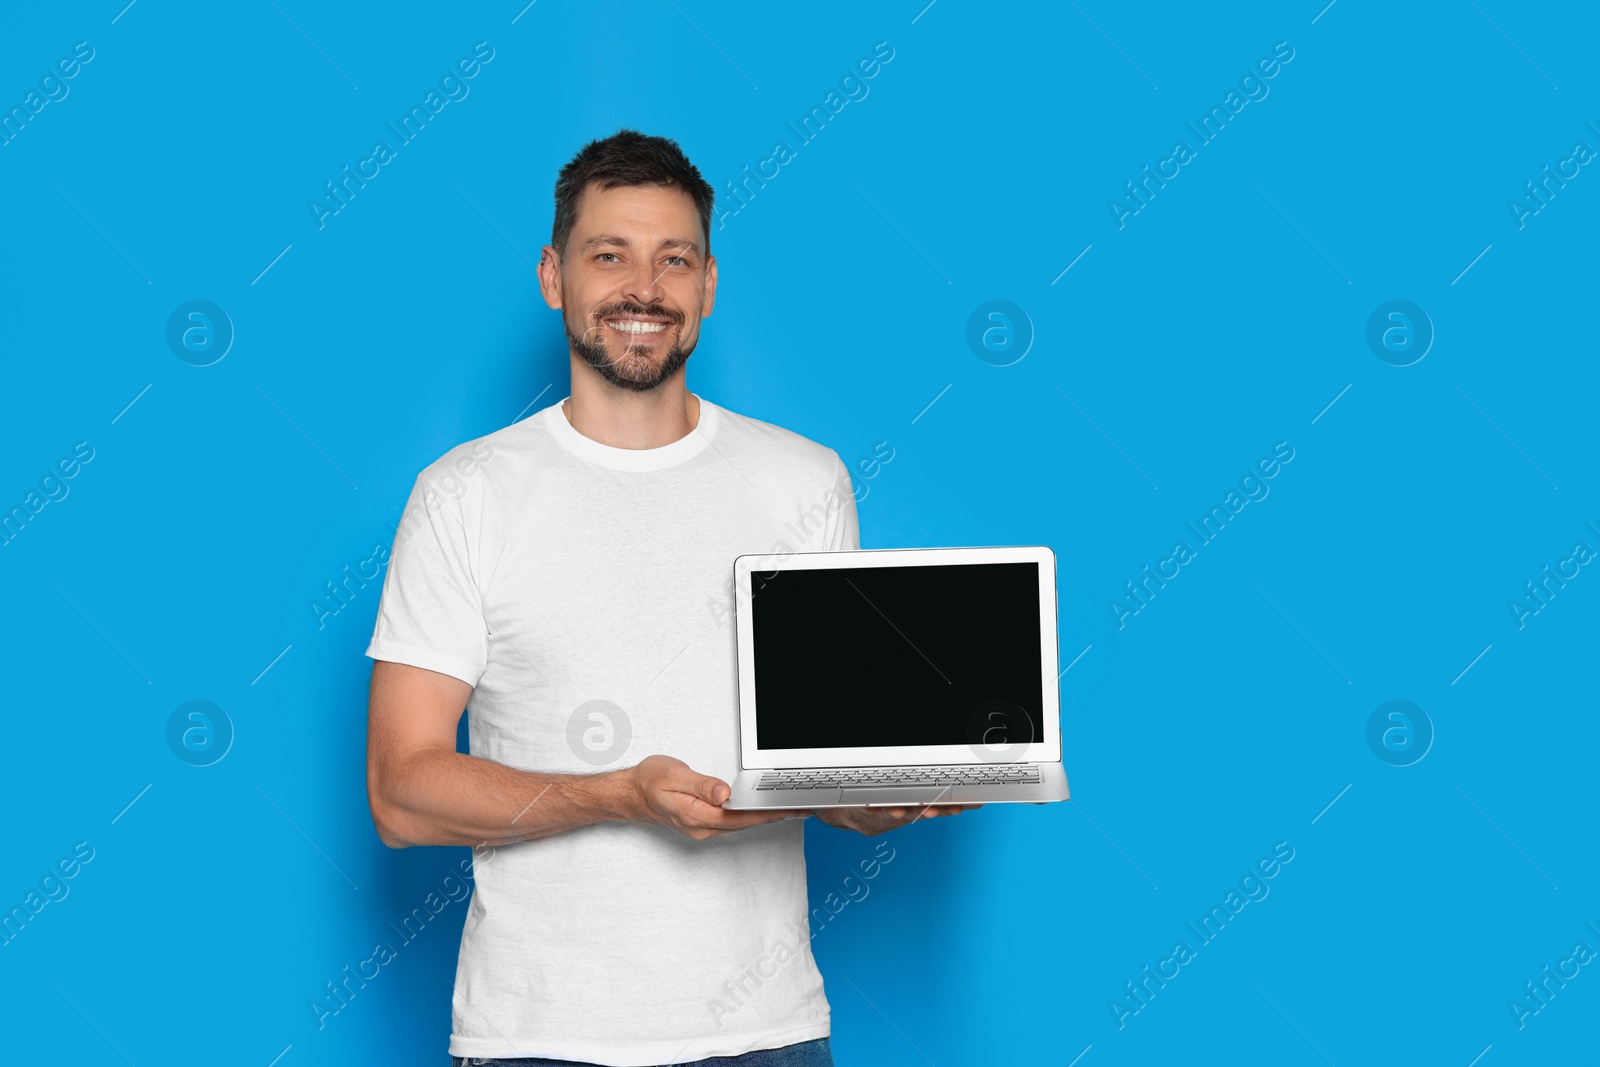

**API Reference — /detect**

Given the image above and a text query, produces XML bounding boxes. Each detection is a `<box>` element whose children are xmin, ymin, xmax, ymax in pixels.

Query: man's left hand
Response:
<box><xmin>808</xmin><ymin>803</ymin><xmax>983</xmax><ymax>836</ymax></box>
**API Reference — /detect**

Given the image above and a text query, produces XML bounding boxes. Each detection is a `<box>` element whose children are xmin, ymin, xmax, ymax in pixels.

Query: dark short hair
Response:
<box><xmin>551</xmin><ymin>128</ymin><xmax>716</xmax><ymax>261</ymax></box>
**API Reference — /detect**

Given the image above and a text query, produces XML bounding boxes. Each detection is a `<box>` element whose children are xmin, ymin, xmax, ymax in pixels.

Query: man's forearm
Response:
<box><xmin>374</xmin><ymin>747</ymin><xmax>637</xmax><ymax>848</ymax></box>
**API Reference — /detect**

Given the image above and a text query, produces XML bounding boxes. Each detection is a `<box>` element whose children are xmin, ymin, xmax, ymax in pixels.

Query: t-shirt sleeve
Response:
<box><xmin>364</xmin><ymin>472</ymin><xmax>489</xmax><ymax>688</ymax></box>
<box><xmin>824</xmin><ymin>451</ymin><xmax>861</xmax><ymax>552</ymax></box>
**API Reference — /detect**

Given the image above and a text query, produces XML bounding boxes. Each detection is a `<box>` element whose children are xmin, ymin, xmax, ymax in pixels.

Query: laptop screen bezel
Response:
<box><xmin>731</xmin><ymin>545</ymin><xmax>1062</xmax><ymax>769</ymax></box>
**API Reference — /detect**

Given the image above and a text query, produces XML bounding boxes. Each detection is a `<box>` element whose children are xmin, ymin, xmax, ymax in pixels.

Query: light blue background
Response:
<box><xmin>1</xmin><ymin>1</ymin><xmax>1596</xmax><ymax>1064</ymax></box>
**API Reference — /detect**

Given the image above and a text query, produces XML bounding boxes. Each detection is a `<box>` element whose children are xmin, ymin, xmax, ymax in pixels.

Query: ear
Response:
<box><xmin>538</xmin><ymin>246</ymin><xmax>563</xmax><ymax>310</ymax></box>
<box><xmin>701</xmin><ymin>254</ymin><xmax>717</xmax><ymax>318</ymax></box>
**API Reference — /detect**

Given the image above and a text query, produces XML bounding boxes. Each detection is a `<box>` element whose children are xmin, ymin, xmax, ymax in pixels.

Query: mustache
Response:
<box><xmin>593</xmin><ymin>303</ymin><xmax>681</xmax><ymax>325</ymax></box>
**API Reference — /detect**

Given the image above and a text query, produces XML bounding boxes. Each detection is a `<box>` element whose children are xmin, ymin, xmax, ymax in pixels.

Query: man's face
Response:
<box><xmin>540</xmin><ymin>182</ymin><xmax>716</xmax><ymax>393</ymax></box>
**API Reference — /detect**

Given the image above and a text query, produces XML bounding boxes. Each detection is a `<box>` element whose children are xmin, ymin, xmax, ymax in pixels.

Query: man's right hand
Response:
<box><xmin>623</xmin><ymin>754</ymin><xmax>806</xmax><ymax>840</ymax></box>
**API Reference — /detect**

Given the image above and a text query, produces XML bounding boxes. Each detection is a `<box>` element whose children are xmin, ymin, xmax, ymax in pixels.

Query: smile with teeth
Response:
<box><xmin>606</xmin><ymin>318</ymin><xmax>669</xmax><ymax>334</ymax></box>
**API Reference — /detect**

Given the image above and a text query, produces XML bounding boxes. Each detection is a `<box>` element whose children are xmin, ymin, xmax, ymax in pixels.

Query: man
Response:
<box><xmin>365</xmin><ymin>129</ymin><xmax>975</xmax><ymax>1067</ymax></box>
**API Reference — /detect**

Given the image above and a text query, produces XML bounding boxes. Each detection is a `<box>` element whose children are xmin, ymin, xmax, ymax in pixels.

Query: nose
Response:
<box><xmin>621</xmin><ymin>256</ymin><xmax>660</xmax><ymax>308</ymax></box>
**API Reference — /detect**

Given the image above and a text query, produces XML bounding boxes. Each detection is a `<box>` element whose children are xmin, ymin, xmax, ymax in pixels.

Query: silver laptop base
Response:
<box><xmin>724</xmin><ymin>762</ymin><xmax>1069</xmax><ymax>809</ymax></box>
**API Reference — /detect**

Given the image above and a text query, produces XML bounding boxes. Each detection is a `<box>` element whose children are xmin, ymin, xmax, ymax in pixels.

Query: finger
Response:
<box><xmin>663</xmin><ymin>789</ymin><xmax>751</xmax><ymax>830</ymax></box>
<box><xmin>714</xmin><ymin>807</ymin><xmax>798</xmax><ymax>827</ymax></box>
<box><xmin>755</xmin><ymin>808</ymin><xmax>810</xmax><ymax>823</ymax></box>
<box><xmin>694</xmin><ymin>802</ymin><xmax>810</xmax><ymax>831</ymax></box>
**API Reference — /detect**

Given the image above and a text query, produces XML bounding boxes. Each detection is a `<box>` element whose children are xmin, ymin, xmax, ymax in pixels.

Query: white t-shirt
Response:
<box><xmin>365</xmin><ymin>394</ymin><xmax>859</xmax><ymax>1065</ymax></box>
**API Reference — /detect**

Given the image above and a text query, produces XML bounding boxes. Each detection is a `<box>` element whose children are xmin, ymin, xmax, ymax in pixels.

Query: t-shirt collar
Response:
<box><xmin>542</xmin><ymin>392</ymin><xmax>718</xmax><ymax>472</ymax></box>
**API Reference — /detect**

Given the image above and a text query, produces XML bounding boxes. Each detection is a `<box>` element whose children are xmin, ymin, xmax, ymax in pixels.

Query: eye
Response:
<box><xmin>665</xmin><ymin>256</ymin><xmax>690</xmax><ymax>267</ymax></box>
<box><xmin>596</xmin><ymin>252</ymin><xmax>620</xmax><ymax>263</ymax></box>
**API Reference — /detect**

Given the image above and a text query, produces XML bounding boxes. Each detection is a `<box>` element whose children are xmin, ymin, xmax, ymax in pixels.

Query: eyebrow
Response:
<box><xmin>578</xmin><ymin>234</ymin><xmax>701</xmax><ymax>258</ymax></box>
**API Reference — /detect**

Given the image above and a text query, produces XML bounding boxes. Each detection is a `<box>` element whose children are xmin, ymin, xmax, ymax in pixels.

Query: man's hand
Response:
<box><xmin>625</xmin><ymin>754</ymin><xmax>807</xmax><ymax>840</ymax></box>
<box><xmin>811</xmin><ymin>802</ymin><xmax>984</xmax><ymax>837</ymax></box>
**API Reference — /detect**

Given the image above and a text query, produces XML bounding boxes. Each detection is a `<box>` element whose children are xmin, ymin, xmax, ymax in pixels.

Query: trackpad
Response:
<box><xmin>839</xmin><ymin>786</ymin><xmax>954</xmax><ymax>807</ymax></box>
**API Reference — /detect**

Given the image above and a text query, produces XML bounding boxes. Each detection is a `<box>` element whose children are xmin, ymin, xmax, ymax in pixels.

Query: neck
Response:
<box><xmin>563</xmin><ymin>363</ymin><xmax>700</xmax><ymax>449</ymax></box>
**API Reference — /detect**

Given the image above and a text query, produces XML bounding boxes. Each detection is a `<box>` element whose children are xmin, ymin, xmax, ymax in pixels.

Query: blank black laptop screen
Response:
<box><xmin>749</xmin><ymin>560</ymin><xmax>1046</xmax><ymax>750</ymax></box>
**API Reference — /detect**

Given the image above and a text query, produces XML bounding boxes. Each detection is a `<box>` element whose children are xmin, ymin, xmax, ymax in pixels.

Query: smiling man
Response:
<box><xmin>363</xmin><ymin>129</ymin><xmax>972</xmax><ymax>1067</ymax></box>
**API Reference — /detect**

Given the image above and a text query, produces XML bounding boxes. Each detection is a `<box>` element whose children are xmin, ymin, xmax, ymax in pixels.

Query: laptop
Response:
<box><xmin>723</xmin><ymin>545</ymin><xmax>1071</xmax><ymax>809</ymax></box>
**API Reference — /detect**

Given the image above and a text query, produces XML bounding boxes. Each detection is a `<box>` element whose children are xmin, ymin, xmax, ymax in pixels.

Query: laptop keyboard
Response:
<box><xmin>754</xmin><ymin>766</ymin><xmax>1041</xmax><ymax>790</ymax></box>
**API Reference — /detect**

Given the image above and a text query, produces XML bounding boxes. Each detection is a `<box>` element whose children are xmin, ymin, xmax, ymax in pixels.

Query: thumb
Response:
<box><xmin>696</xmin><ymin>777</ymin><xmax>730</xmax><ymax>806</ymax></box>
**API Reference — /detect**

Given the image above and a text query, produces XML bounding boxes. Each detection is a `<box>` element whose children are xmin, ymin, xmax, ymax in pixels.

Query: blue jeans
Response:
<box><xmin>451</xmin><ymin>1036</ymin><xmax>833</xmax><ymax>1067</ymax></box>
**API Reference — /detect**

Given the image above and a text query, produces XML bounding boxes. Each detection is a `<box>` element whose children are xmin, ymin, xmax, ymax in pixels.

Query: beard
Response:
<box><xmin>565</xmin><ymin>302</ymin><xmax>695</xmax><ymax>393</ymax></box>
